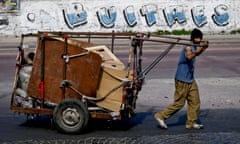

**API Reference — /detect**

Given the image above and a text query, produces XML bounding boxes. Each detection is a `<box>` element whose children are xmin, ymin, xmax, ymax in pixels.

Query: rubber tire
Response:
<box><xmin>53</xmin><ymin>98</ymin><xmax>89</xmax><ymax>134</ymax></box>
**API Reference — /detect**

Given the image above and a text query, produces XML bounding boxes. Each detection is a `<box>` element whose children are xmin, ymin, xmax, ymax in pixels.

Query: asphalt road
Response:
<box><xmin>0</xmin><ymin>35</ymin><xmax>240</xmax><ymax>144</ymax></box>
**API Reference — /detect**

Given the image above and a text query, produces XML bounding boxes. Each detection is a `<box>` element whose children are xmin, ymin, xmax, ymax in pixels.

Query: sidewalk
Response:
<box><xmin>138</xmin><ymin>77</ymin><xmax>240</xmax><ymax>110</ymax></box>
<box><xmin>1</xmin><ymin>34</ymin><xmax>240</xmax><ymax>49</ymax></box>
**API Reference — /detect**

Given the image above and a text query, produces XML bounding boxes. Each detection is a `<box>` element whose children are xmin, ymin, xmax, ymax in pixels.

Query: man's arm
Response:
<box><xmin>185</xmin><ymin>40</ymin><xmax>209</xmax><ymax>60</ymax></box>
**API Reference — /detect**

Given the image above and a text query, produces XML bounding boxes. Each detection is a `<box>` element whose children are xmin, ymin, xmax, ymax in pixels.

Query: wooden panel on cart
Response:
<box><xmin>96</xmin><ymin>67</ymin><xmax>128</xmax><ymax>112</ymax></box>
<box><xmin>86</xmin><ymin>45</ymin><xmax>125</xmax><ymax>70</ymax></box>
<box><xmin>86</xmin><ymin>45</ymin><xmax>128</xmax><ymax>112</ymax></box>
<box><xmin>27</xmin><ymin>37</ymin><xmax>102</xmax><ymax>103</ymax></box>
<box><xmin>90</xmin><ymin>112</ymin><xmax>121</xmax><ymax>120</ymax></box>
<box><xmin>10</xmin><ymin>105</ymin><xmax>53</xmax><ymax>115</ymax></box>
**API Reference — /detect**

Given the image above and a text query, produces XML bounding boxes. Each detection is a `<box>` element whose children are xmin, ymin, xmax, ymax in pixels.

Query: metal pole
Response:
<box><xmin>141</xmin><ymin>39</ymin><xmax>180</xmax><ymax>78</ymax></box>
<box><xmin>111</xmin><ymin>30</ymin><xmax>115</xmax><ymax>52</ymax></box>
<box><xmin>40</xmin><ymin>34</ymin><xmax>46</xmax><ymax>108</ymax></box>
<box><xmin>133</xmin><ymin>37</ymin><xmax>202</xmax><ymax>47</ymax></box>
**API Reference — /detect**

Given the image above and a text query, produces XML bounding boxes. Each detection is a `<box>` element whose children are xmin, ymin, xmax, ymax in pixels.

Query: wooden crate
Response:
<box><xmin>27</xmin><ymin>37</ymin><xmax>102</xmax><ymax>103</ymax></box>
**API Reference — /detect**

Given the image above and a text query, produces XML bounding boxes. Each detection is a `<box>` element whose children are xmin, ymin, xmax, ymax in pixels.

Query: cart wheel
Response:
<box><xmin>53</xmin><ymin>98</ymin><xmax>89</xmax><ymax>134</ymax></box>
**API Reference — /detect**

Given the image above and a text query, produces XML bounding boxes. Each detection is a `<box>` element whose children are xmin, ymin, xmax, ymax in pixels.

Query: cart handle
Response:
<box><xmin>62</xmin><ymin>52</ymin><xmax>89</xmax><ymax>63</ymax></box>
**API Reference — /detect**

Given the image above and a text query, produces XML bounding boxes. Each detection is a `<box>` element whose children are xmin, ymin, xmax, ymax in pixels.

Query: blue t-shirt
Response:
<box><xmin>175</xmin><ymin>45</ymin><xmax>196</xmax><ymax>83</ymax></box>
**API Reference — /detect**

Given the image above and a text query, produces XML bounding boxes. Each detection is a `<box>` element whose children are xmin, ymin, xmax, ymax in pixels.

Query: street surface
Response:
<box><xmin>0</xmin><ymin>35</ymin><xmax>240</xmax><ymax>144</ymax></box>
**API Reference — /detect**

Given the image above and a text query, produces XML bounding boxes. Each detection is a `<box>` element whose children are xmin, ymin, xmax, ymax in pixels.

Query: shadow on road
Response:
<box><xmin>11</xmin><ymin>108</ymin><xmax>240</xmax><ymax>134</ymax></box>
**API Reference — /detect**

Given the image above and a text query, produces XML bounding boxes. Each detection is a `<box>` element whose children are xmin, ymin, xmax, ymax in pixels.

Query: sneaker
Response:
<box><xmin>185</xmin><ymin>123</ymin><xmax>204</xmax><ymax>129</ymax></box>
<box><xmin>154</xmin><ymin>115</ymin><xmax>168</xmax><ymax>129</ymax></box>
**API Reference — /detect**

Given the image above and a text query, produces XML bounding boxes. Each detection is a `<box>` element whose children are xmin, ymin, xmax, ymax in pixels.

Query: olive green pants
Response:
<box><xmin>155</xmin><ymin>80</ymin><xmax>200</xmax><ymax>125</ymax></box>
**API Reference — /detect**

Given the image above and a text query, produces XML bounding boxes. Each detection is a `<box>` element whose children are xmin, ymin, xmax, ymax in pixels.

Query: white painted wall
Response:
<box><xmin>0</xmin><ymin>0</ymin><xmax>239</xmax><ymax>36</ymax></box>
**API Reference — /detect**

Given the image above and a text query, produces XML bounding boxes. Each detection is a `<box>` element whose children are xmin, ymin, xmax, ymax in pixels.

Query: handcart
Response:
<box><xmin>10</xmin><ymin>31</ymin><xmax>202</xmax><ymax>134</ymax></box>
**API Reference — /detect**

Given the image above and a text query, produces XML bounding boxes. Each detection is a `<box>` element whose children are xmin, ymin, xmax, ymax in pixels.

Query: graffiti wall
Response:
<box><xmin>0</xmin><ymin>0</ymin><xmax>240</xmax><ymax>36</ymax></box>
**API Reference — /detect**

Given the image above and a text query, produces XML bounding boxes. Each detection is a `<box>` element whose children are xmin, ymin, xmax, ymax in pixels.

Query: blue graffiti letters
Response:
<box><xmin>123</xmin><ymin>5</ymin><xmax>137</xmax><ymax>27</ymax></box>
<box><xmin>163</xmin><ymin>6</ymin><xmax>186</xmax><ymax>27</ymax></box>
<box><xmin>212</xmin><ymin>4</ymin><xmax>229</xmax><ymax>26</ymax></box>
<box><xmin>140</xmin><ymin>4</ymin><xmax>157</xmax><ymax>26</ymax></box>
<box><xmin>97</xmin><ymin>6</ymin><xmax>117</xmax><ymax>28</ymax></box>
<box><xmin>61</xmin><ymin>3</ymin><xmax>229</xmax><ymax>29</ymax></box>
<box><xmin>63</xmin><ymin>3</ymin><xmax>88</xmax><ymax>29</ymax></box>
<box><xmin>191</xmin><ymin>6</ymin><xmax>207</xmax><ymax>27</ymax></box>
